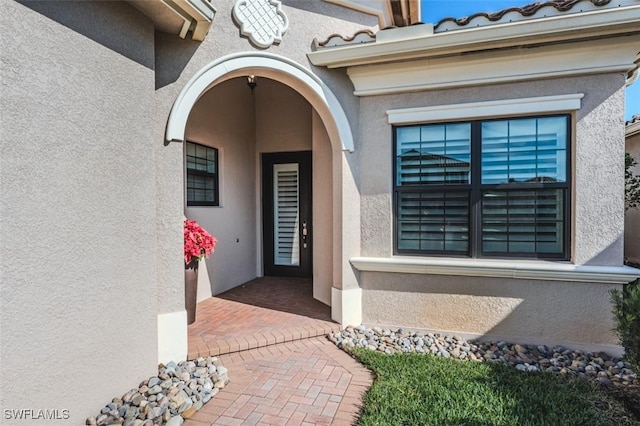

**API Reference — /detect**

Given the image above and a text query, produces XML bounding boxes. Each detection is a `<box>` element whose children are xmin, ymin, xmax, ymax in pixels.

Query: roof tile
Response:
<box><xmin>435</xmin><ymin>0</ymin><xmax>612</xmax><ymax>30</ymax></box>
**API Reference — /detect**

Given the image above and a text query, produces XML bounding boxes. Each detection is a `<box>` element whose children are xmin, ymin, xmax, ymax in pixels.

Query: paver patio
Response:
<box><xmin>188</xmin><ymin>277</ymin><xmax>341</xmax><ymax>359</ymax></box>
<box><xmin>184</xmin><ymin>277</ymin><xmax>372</xmax><ymax>425</ymax></box>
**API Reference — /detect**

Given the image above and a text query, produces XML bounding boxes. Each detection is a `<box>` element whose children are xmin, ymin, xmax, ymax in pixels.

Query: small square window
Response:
<box><xmin>186</xmin><ymin>141</ymin><xmax>218</xmax><ymax>206</ymax></box>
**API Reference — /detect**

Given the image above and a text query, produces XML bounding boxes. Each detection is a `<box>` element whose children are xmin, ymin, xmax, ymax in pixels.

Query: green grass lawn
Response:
<box><xmin>354</xmin><ymin>348</ymin><xmax>636</xmax><ymax>426</ymax></box>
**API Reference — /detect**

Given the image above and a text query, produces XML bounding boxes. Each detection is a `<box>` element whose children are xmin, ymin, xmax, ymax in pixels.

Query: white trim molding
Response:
<box><xmin>331</xmin><ymin>286</ymin><xmax>362</xmax><ymax>327</ymax></box>
<box><xmin>308</xmin><ymin>5</ymin><xmax>640</xmax><ymax>68</ymax></box>
<box><xmin>173</xmin><ymin>0</ymin><xmax>216</xmax><ymax>41</ymax></box>
<box><xmin>158</xmin><ymin>310</ymin><xmax>188</xmax><ymax>363</ymax></box>
<box><xmin>387</xmin><ymin>93</ymin><xmax>584</xmax><ymax>125</ymax></box>
<box><xmin>344</xmin><ymin>36</ymin><xmax>640</xmax><ymax>96</ymax></box>
<box><xmin>165</xmin><ymin>52</ymin><xmax>354</xmax><ymax>152</ymax></box>
<box><xmin>350</xmin><ymin>257</ymin><xmax>640</xmax><ymax>284</ymax></box>
<box><xmin>308</xmin><ymin>4</ymin><xmax>640</xmax><ymax>96</ymax></box>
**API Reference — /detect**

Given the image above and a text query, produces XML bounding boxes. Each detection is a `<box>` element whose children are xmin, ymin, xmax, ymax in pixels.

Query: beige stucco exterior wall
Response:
<box><xmin>185</xmin><ymin>78</ymin><xmax>257</xmax><ymax>297</ymax></box>
<box><xmin>361</xmin><ymin>272</ymin><xmax>621</xmax><ymax>352</ymax></box>
<box><xmin>312</xmin><ymin>111</ymin><xmax>334</xmax><ymax>305</ymax></box>
<box><xmin>626</xmin><ymin>128</ymin><xmax>640</xmax><ymax>264</ymax></box>
<box><xmin>356</xmin><ymin>73</ymin><xmax>627</xmax><ymax>348</ymax></box>
<box><xmin>1</xmin><ymin>1</ymin><xmax>158</xmax><ymax>422</ymax></box>
<box><xmin>255</xmin><ymin>78</ymin><xmax>312</xmax><ymax>153</ymax></box>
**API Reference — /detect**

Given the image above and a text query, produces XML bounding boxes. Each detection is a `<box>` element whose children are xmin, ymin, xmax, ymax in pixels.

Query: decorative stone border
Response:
<box><xmin>86</xmin><ymin>357</ymin><xmax>229</xmax><ymax>426</ymax></box>
<box><xmin>330</xmin><ymin>326</ymin><xmax>637</xmax><ymax>386</ymax></box>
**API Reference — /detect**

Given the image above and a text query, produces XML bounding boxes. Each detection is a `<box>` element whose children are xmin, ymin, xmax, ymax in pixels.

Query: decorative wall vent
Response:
<box><xmin>232</xmin><ymin>0</ymin><xmax>288</xmax><ymax>48</ymax></box>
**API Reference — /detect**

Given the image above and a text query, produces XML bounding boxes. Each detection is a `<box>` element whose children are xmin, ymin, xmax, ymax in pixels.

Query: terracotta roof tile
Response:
<box><xmin>435</xmin><ymin>0</ymin><xmax>612</xmax><ymax>30</ymax></box>
<box><xmin>314</xmin><ymin>29</ymin><xmax>376</xmax><ymax>49</ymax></box>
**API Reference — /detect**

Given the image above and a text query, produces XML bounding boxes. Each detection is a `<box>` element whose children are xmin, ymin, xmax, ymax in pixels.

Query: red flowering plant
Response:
<box><xmin>184</xmin><ymin>219</ymin><xmax>217</xmax><ymax>269</ymax></box>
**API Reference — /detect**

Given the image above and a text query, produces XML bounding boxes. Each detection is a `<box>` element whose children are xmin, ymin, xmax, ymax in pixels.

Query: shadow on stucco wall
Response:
<box><xmin>17</xmin><ymin>1</ymin><xmax>154</xmax><ymax>70</ymax></box>
<box><xmin>361</xmin><ymin>267</ymin><xmax>623</xmax><ymax>351</ymax></box>
<box><xmin>155</xmin><ymin>31</ymin><xmax>200</xmax><ymax>89</ymax></box>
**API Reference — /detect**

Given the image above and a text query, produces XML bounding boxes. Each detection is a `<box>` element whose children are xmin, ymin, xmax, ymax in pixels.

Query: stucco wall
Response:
<box><xmin>185</xmin><ymin>78</ymin><xmax>258</xmax><ymax>297</ymax></box>
<box><xmin>626</xmin><ymin>130</ymin><xmax>640</xmax><ymax>263</ymax></box>
<box><xmin>1</xmin><ymin>1</ymin><xmax>158</xmax><ymax>422</ymax></box>
<box><xmin>359</xmin><ymin>73</ymin><xmax>626</xmax><ymax>266</ymax></box>
<box><xmin>361</xmin><ymin>272</ymin><xmax>621</xmax><ymax>351</ymax></box>
<box><xmin>312</xmin><ymin>111</ymin><xmax>334</xmax><ymax>305</ymax></box>
<box><xmin>255</xmin><ymin>78</ymin><xmax>312</xmax><ymax>153</ymax></box>
<box><xmin>355</xmin><ymin>72</ymin><xmax>627</xmax><ymax>348</ymax></box>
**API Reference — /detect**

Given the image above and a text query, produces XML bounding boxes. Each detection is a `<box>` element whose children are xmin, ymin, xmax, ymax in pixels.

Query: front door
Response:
<box><xmin>262</xmin><ymin>151</ymin><xmax>312</xmax><ymax>277</ymax></box>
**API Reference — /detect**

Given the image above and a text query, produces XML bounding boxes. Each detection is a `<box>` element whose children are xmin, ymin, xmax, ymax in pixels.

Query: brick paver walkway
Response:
<box><xmin>184</xmin><ymin>338</ymin><xmax>373</xmax><ymax>426</ymax></box>
<box><xmin>184</xmin><ymin>277</ymin><xmax>372</xmax><ymax>425</ymax></box>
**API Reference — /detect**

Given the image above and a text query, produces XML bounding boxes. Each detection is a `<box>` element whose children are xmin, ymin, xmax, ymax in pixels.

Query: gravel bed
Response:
<box><xmin>86</xmin><ymin>357</ymin><xmax>229</xmax><ymax>426</ymax></box>
<box><xmin>330</xmin><ymin>326</ymin><xmax>637</xmax><ymax>385</ymax></box>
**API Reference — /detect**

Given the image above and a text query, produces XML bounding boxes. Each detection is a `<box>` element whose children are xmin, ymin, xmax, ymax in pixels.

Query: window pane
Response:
<box><xmin>186</xmin><ymin>143</ymin><xmax>196</xmax><ymax>157</ymax></box>
<box><xmin>397</xmin><ymin>191</ymin><xmax>469</xmax><ymax>253</ymax></box>
<box><xmin>207</xmin><ymin>150</ymin><xmax>217</xmax><ymax>173</ymax></box>
<box><xmin>186</xmin><ymin>142</ymin><xmax>217</xmax><ymax>173</ymax></box>
<box><xmin>482</xmin><ymin>189</ymin><xmax>564</xmax><ymax>255</ymax></box>
<box><xmin>481</xmin><ymin>116</ymin><xmax>567</xmax><ymax>184</ymax></box>
<box><xmin>396</xmin><ymin>124</ymin><xmax>471</xmax><ymax>186</ymax></box>
<box><xmin>186</xmin><ymin>142</ymin><xmax>218</xmax><ymax>205</ymax></box>
<box><xmin>187</xmin><ymin>174</ymin><xmax>216</xmax><ymax>202</ymax></box>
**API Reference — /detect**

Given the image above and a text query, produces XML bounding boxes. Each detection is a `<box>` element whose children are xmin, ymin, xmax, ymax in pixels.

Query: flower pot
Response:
<box><xmin>185</xmin><ymin>261</ymin><xmax>199</xmax><ymax>325</ymax></box>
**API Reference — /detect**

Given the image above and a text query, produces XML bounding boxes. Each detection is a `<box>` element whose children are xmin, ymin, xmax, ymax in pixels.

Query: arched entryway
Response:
<box><xmin>163</xmin><ymin>53</ymin><xmax>362</xmax><ymax>359</ymax></box>
<box><xmin>166</xmin><ymin>52</ymin><xmax>353</xmax><ymax>152</ymax></box>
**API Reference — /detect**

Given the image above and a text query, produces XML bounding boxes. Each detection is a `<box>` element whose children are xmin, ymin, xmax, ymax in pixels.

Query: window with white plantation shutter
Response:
<box><xmin>394</xmin><ymin>115</ymin><xmax>569</xmax><ymax>259</ymax></box>
<box><xmin>395</xmin><ymin>124</ymin><xmax>471</xmax><ymax>254</ymax></box>
<box><xmin>273</xmin><ymin>163</ymin><xmax>300</xmax><ymax>266</ymax></box>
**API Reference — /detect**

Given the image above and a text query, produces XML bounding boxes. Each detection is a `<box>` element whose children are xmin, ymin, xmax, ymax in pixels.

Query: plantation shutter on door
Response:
<box><xmin>273</xmin><ymin>163</ymin><xmax>300</xmax><ymax>266</ymax></box>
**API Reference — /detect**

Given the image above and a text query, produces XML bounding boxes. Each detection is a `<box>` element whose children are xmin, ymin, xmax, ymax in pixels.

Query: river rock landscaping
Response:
<box><xmin>86</xmin><ymin>357</ymin><xmax>229</xmax><ymax>426</ymax></box>
<box><xmin>329</xmin><ymin>326</ymin><xmax>637</xmax><ymax>386</ymax></box>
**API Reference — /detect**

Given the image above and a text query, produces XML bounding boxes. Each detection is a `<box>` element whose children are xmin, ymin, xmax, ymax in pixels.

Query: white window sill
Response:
<box><xmin>350</xmin><ymin>256</ymin><xmax>640</xmax><ymax>284</ymax></box>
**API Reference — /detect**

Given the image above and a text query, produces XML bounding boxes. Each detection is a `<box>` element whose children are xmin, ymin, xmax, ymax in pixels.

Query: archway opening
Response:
<box><xmin>165</xmin><ymin>53</ymin><xmax>355</xmax><ymax>357</ymax></box>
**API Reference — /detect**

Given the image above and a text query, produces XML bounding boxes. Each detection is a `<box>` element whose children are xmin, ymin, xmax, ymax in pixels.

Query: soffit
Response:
<box><xmin>127</xmin><ymin>0</ymin><xmax>215</xmax><ymax>41</ymax></box>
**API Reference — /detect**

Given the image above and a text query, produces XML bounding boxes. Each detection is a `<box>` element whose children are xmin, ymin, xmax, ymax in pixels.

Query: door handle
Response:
<box><xmin>302</xmin><ymin>221</ymin><xmax>308</xmax><ymax>248</ymax></box>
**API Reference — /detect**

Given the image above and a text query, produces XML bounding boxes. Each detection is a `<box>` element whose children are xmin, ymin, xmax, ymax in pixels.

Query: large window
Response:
<box><xmin>186</xmin><ymin>141</ymin><xmax>219</xmax><ymax>206</ymax></box>
<box><xmin>394</xmin><ymin>115</ymin><xmax>569</xmax><ymax>259</ymax></box>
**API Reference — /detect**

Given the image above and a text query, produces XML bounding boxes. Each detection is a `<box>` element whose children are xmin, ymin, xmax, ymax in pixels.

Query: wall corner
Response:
<box><xmin>158</xmin><ymin>310</ymin><xmax>188</xmax><ymax>364</ymax></box>
<box><xmin>331</xmin><ymin>286</ymin><xmax>362</xmax><ymax>327</ymax></box>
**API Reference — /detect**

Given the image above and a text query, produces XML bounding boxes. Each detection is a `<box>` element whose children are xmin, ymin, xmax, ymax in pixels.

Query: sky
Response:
<box><xmin>420</xmin><ymin>0</ymin><xmax>639</xmax><ymax>121</ymax></box>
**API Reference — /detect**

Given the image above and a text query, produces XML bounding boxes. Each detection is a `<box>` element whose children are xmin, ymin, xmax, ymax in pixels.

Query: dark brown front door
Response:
<box><xmin>262</xmin><ymin>151</ymin><xmax>312</xmax><ymax>277</ymax></box>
